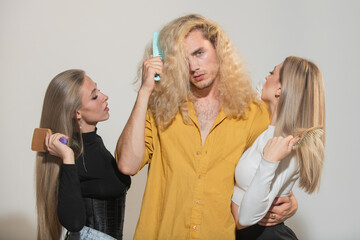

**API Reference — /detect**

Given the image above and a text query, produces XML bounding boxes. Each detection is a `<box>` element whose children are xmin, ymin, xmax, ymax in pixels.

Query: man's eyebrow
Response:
<box><xmin>191</xmin><ymin>47</ymin><xmax>203</xmax><ymax>55</ymax></box>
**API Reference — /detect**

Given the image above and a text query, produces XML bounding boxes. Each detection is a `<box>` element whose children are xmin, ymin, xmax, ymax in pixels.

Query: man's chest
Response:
<box><xmin>194</xmin><ymin>101</ymin><xmax>221</xmax><ymax>144</ymax></box>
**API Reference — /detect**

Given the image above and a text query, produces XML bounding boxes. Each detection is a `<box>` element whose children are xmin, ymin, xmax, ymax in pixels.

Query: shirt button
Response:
<box><xmin>196</xmin><ymin>151</ymin><xmax>201</xmax><ymax>155</ymax></box>
<box><xmin>193</xmin><ymin>225</ymin><xmax>197</xmax><ymax>229</ymax></box>
<box><xmin>195</xmin><ymin>200</ymin><xmax>199</xmax><ymax>204</ymax></box>
<box><xmin>199</xmin><ymin>175</ymin><xmax>202</xmax><ymax>179</ymax></box>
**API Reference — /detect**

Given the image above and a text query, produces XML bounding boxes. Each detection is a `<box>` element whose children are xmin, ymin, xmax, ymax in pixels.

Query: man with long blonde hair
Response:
<box><xmin>116</xmin><ymin>14</ymin><xmax>297</xmax><ymax>239</ymax></box>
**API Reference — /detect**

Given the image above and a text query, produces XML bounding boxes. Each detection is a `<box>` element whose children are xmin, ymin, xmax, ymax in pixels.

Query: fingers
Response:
<box><xmin>45</xmin><ymin>132</ymin><xmax>64</xmax><ymax>150</ymax></box>
<box><xmin>140</xmin><ymin>56</ymin><xmax>163</xmax><ymax>94</ymax></box>
<box><xmin>258</xmin><ymin>212</ymin><xmax>280</xmax><ymax>226</ymax></box>
<box><xmin>272</xmin><ymin>195</ymin><xmax>290</xmax><ymax>206</ymax></box>
<box><xmin>263</xmin><ymin>135</ymin><xmax>296</xmax><ymax>162</ymax></box>
<box><xmin>259</xmin><ymin>201</ymin><xmax>289</xmax><ymax>226</ymax></box>
<box><xmin>289</xmin><ymin>136</ymin><xmax>300</xmax><ymax>149</ymax></box>
<box><xmin>45</xmin><ymin>133</ymin><xmax>74</xmax><ymax>163</ymax></box>
<box><xmin>273</xmin><ymin>135</ymin><xmax>294</xmax><ymax>147</ymax></box>
<box><xmin>46</xmin><ymin>133</ymin><xmax>65</xmax><ymax>152</ymax></box>
<box><xmin>269</xmin><ymin>203</ymin><xmax>287</xmax><ymax>215</ymax></box>
<box><xmin>271</xmin><ymin>194</ymin><xmax>298</xmax><ymax>221</ymax></box>
<box><xmin>143</xmin><ymin>57</ymin><xmax>163</xmax><ymax>80</ymax></box>
<box><xmin>144</xmin><ymin>57</ymin><xmax>163</xmax><ymax>72</ymax></box>
<box><xmin>259</xmin><ymin>195</ymin><xmax>295</xmax><ymax>227</ymax></box>
<box><xmin>267</xmin><ymin>196</ymin><xmax>292</xmax><ymax>223</ymax></box>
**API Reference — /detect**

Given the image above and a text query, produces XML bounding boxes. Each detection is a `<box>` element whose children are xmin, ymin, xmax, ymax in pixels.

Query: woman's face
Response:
<box><xmin>76</xmin><ymin>75</ymin><xmax>109</xmax><ymax>132</ymax></box>
<box><xmin>261</xmin><ymin>62</ymin><xmax>283</xmax><ymax>104</ymax></box>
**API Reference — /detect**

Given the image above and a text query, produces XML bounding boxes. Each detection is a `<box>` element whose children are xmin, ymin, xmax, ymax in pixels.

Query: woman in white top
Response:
<box><xmin>231</xmin><ymin>56</ymin><xmax>325</xmax><ymax>239</ymax></box>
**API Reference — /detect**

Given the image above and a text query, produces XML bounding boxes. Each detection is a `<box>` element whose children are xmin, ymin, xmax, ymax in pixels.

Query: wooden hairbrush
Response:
<box><xmin>293</xmin><ymin>126</ymin><xmax>324</xmax><ymax>149</ymax></box>
<box><xmin>31</xmin><ymin>128</ymin><xmax>67</xmax><ymax>152</ymax></box>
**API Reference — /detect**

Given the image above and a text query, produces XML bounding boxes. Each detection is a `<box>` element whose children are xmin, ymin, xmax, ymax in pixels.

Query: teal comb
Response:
<box><xmin>152</xmin><ymin>32</ymin><xmax>163</xmax><ymax>81</ymax></box>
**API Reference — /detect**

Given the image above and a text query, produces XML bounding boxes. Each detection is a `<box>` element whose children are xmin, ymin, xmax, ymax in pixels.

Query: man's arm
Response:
<box><xmin>116</xmin><ymin>56</ymin><xmax>162</xmax><ymax>175</ymax></box>
<box><xmin>258</xmin><ymin>192</ymin><xmax>298</xmax><ymax>226</ymax></box>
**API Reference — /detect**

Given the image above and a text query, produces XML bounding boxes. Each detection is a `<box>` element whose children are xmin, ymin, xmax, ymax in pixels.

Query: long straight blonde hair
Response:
<box><xmin>275</xmin><ymin>56</ymin><xmax>325</xmax><ymax>193</ymax></box>
<box><xmin>138</xmin><ymin>14</ymin><xmax>257</xmax><ymax>130</ymax></box>
<box><xmin>36</xmin><ymin>69</ymin><xmax>84</xmax><ymax>240</ymax></box>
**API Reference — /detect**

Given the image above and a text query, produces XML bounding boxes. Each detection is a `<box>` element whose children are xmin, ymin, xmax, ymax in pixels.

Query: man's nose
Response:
<box><xmin>189</xmin><ymin>57</ymin><xmax>200</xmax><ymax>72</ymax></box>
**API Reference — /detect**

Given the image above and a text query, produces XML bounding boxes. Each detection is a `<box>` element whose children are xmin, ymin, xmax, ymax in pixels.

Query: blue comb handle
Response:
<box><xmin>152</xmin><ymin>32</ymin><xmax>163</xmax><ymax>81</ymax></box>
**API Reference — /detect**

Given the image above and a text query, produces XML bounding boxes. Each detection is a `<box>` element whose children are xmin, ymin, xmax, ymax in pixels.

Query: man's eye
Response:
<box><xmin>197</xmin><ymin>51</ymin><xmax>203</xmax><ymax>56</ymax></box>
<box><xmin>269</xmin><ymin>71</ymin><xmax>273</xmax><ymax>75</ymax></box>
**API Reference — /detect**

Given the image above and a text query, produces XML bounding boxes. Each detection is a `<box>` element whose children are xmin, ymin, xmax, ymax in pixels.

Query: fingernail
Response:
<box><xmin>59</xmin><ymin>137</ymin><xmax>67</xmax><ymax>144</ymax></box>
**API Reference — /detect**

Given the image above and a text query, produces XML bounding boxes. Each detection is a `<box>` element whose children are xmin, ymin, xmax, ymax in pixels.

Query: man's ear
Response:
<box><xmin>275</xmin><ymin>88</ymin><xmax>281</xmax><ymax>98</ymax></box>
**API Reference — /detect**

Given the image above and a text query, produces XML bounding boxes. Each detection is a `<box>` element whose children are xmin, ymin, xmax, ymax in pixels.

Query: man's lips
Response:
<box><xmin>194</xmin><ymin>74</ymin><xmax>205</xmax><ymax>81</ymax></box>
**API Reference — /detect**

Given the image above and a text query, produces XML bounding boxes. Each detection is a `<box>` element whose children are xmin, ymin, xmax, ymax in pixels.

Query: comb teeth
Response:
<box><xmin>152</xmin><ymin>32</ymin><xmax>163</xmax><ymax>60</ymax></box>
<box><xmin>293</xmin><ymin>127</ymin><xmax>324</xmax><ymax>149</ymax></box>
<box><xmin>152</xmin><ymin>32</ymin><xmax>163</xmax><ymax>81</ymax></box>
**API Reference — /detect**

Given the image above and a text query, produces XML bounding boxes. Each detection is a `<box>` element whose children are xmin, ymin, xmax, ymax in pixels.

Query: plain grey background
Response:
<box><xmin>1</xmin><ymin>0</ymin><xmax>359</xmax><ymax>239</ymax></box>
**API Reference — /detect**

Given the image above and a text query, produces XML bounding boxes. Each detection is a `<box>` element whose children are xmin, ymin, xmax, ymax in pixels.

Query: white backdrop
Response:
<box><xmin>1</xmin><ymin>0</ymin><xmax>359</xmax><ymax>239</ymax></box>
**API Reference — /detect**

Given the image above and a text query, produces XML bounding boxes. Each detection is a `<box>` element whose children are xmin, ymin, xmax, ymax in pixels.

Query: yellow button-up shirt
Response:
<box><xmin>134</xmin><ymin>101</ymin><xmax>270</xmax><ymax>240</ymax></box>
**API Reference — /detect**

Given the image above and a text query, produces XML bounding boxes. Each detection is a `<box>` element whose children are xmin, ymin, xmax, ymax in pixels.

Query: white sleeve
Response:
<box><xmin>238</xmin><ymin>156</ymin><xmax>298</xmax><ymax>226</ymax></box>
<box><xmin>255</xmin><ymin>78</ymin><xmax>266</xmax><ymax>99</ymax></box>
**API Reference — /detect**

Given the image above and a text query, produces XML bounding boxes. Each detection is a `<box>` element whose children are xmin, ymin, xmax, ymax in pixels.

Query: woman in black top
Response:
<box><xmin>35</xmin><ymin>69</ymin><xmax>130</xmax><ymax>240</ymax></box>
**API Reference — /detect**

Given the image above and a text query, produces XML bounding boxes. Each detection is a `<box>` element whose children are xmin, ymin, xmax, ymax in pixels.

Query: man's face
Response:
<box><xmin>185</xmin><ymin>29</ymin><xmax>220</xmax><ymax>91</ymax></box>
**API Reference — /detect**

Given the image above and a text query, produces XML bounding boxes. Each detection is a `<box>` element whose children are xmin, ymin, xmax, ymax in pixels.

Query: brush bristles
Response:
<box><xmin>293</xmin><ymin>127</ymin><xmax>324</xmax><ymax>149</ymax></box>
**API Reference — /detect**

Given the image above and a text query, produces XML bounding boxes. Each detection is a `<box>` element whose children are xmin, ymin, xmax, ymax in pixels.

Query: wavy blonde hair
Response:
<box><xmin>275</xmin><ymin>56</ymin><xmax>325</xmax><ymax>193</ymax></box>
<box><xmin>137</xmin><ymin>14</ymin><xmax>257</xmax><ymax>129</ymax></box>
<box><xmin>36</xmin><ymin>70</ymin><xmax>84</xmax><ymax>240</ymax></box>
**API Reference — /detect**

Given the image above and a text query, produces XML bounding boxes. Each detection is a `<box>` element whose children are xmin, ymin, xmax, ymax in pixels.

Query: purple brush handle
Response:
<box><xmin>59</xmin><ymin>137</ymin><xmax>68</xmax><ymax>144</ymax></box>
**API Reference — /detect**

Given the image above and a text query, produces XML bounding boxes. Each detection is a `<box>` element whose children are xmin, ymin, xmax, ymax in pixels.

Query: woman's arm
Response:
<box><xmin>57</xmin><ymin>164</ymin><xmax>86</xmax><ymax>231</ymax></box>
<box><xmin>238</xmin><ymin>136</ymin><xmax>299</xmax><ymax>226</ymax></box>
<box><xmin>258</xmin><ymin>192</ymin><xmax>298</xmax><ymax>226</ymax></box>
<box><xmin>45</xmin><ymin>133</ymin><xmax>86</xmax><ymax>231</ymax></box>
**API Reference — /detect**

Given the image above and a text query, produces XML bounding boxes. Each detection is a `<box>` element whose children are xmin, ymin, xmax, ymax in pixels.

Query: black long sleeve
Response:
<box><xmin>58</xmin><ymin>164</ymin><xmax>86</xmax><ymax>231</ymax></box>
<box><xmin>57</xmin><ymin>129</ymin><xmax>131</xmax><ymax>232</ymax></box>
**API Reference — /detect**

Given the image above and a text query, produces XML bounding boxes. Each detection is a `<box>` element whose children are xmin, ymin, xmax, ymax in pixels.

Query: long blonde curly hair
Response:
<box><xmin>137</xmin><ymin>14</ymin><xmax>257</xmax><ymax>130</ymax></box>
